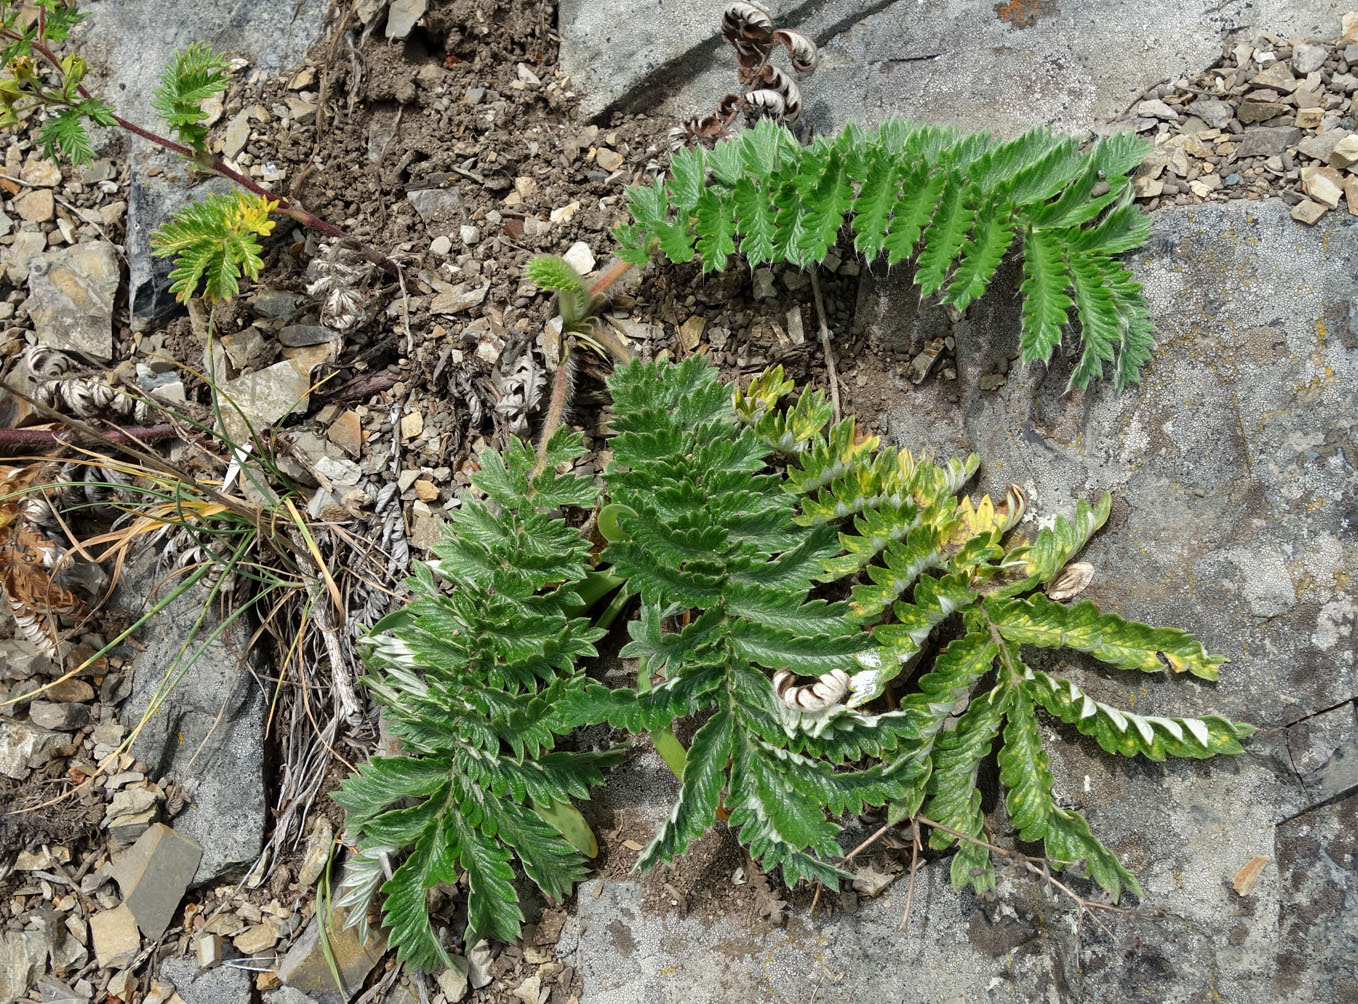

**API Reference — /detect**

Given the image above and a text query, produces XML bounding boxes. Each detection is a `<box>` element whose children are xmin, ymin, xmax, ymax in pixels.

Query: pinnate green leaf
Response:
<box><xmin>1023</xmin><ymin>668</ymin><xmax>1254</xmax><ymax>761</ymax></box>
<box><xmin>988</xmin><ymin>593</ymin><xmax>1225</xmax><ymax>680</ymax></box>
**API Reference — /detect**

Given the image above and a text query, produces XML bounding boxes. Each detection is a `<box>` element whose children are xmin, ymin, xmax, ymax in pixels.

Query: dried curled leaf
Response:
<box><xmin>721</xmin><ymin>2</ymin><xmax>775</xmax><ymax>66</ymax></box>
<box><xmin>1047</xmin><ymin>561</ymin><xmax>1094</xmax><ymax>601</ymax></box>
<box><xmin>773</xmin><ymin>668</ymin><xmax>850</xmax><ymax>711</ymax></box>
<box><xmin>35</xmin><ymin>377</ymin><xmax>155</xmax><ymax>424</ymax></box>
<box><xmin>772</xmin><ymin>29</ymin><xmax>818</xmax><ymax>73</ymax></box>
<box><xmin>0</xmin><ymin>464</ymin><xmax>81</xmax><ymax>659</ymax></box>
<box><xmin>306</xmin><ymin>239</ymin><xmax>378</xmax><ymax>331</ymax></box>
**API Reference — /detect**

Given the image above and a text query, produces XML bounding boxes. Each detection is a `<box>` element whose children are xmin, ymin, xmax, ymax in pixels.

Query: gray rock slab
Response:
<box><xmin>570</xmin><ymin>869</ymin><xmax>1004</xmax><ymax>1004</ymax></box>
<box><xmin>1273</xmin><ymin>793</ymin><xmax>1358</xmax><ymax>1002</ymax></box>
<box><xmin>865</xmin><ymin>200</ymin><xmax>1353</xmax><ymax>1000</ymax></box>
<box><xmin>120</xmin><ymin>553</ymin><xmax>266</xmax><ymax>886</ymax></box>
<box><xmin>573</xmin><ymin>199</ymin><xmax>1357</xmax><ymax>1001</ymax></box>
<box><xmin>108</xmin><ymin>823</ymin><xmax>204</xmax><ymax>940</ymax></box>
<box><xmin>71</xmin><ymin>1</ymin><xmax>325</xmax><ymax>324</ymax></box>
<box><xmin>0</xmin><ymin>717</ymin><xmax>68</xmax><ymax>779</ymax></box>
<box><xmin>0</xmin><ymin>929</ymin><xmax>47</xmax><ymax>1004</ymax></box>
<box><xmin>125</xmin><ymin>172</ymin><xmax>234</xmax><ymax>327</ymax></box>
<box><xmin>161</xmin><ymin>955</ymin><xmax>252</xmax><ymax>1004</ymax></box>
<box><xmin>1295</xmin><ymin>700</ymin><xmax>1358</xmax><ymax>806</ymax></box>
<box><xmin>562</xmin><ymin>0</ymin><xmax>1344</xmax><ymax>138</ymax></box>
<box><xmin>559</xmin><ymin>0</ymin><xmax>890</xmax><ymax>123</ymax></box>
<box><xmin>275</xmin><ymin>901</ymin><xmax>387</xmax><ymax>1004</ymax></box>
<box><xmin>26</xmin><ymin>241</ymin><xmax>119</xmax><ymax>361</ymax></box>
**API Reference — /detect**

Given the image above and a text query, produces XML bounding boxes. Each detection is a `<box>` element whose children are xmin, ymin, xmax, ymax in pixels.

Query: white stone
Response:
<box><xmin>385</xmin><ymin>0</ymin><xmax>427</xmax><ymax>38</ymax></box>
<box><xmin>1291</xmin><ymin>42</ymin><xmax>1327</xmax><ymax>75</ymax></box>
<box><xmin>436</xmin><ymin>959</ymin><xmax>470</xmax><ymax>1002</ymax></box>
<box><xmin>1302</xmin><ymin>165</ymin><xmax>1345</xmax><ymax>208</ymax></box>
<box><xmin>0</xmin><ymin>719</ymin><xmax>67</xmax><ymax>779</ymax></box>
<box><xmin>549</xmin><ymin>201</ymin><xmax>580</xmax><ymax>225</ymax></box>
<box><xmin>562</xmin><ymin>240</ymin><xmax>595</xmax><ymax>275</ymax></box>
<box><xmin>1329</xmin><ymin>133</ymin><xmax>1358</xmax><ymax>170</ymax></box>
<box><xmin>222</xmin><ymin>109</ymin><xmax>251</xmax><ymax>159</ymax></box>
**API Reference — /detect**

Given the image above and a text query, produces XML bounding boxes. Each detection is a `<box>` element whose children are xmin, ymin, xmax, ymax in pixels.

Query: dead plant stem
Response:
<box><xmin>809</xmin><ymin>267</ymin><xmax>841</xmax><ymax>423</ymax></box>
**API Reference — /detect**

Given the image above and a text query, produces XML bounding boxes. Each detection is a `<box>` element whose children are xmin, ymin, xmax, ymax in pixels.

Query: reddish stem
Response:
<box><xmin>588</xmin><ymin>258</ymin><xmax>636</xmax><ymax>298</ymax></box>
<box><xmin>23</xmin><ymin>36</ymin><xmax>401</xmax><ymax>279</ymax></box>
<box><xmin>0</xmin><ymin>423</ymin><xmax>178</xmax><ymax>450</ymax></box>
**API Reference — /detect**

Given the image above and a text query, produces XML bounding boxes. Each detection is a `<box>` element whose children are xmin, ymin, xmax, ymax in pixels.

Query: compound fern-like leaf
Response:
<box><xmin>923</xmin><ymin>678</ymin><xmax>1008</xmax><ymax>893</ymax></box>
<box><xmin>150</xmin><ymin>191</ymin><xmax>277</xmax><ymax>302</ymax></box>
<box><xmin>988</xmin><ymin>593</ymin><xmax>1225</xmax><ymax>680</ymax></box>
<box><xmin>337</xmin><ymin>427</ymin><xmax>615</xmax><ymax>968</ymax></box>
<box><xmin>1023</xmin><ymin>668</ymin><xmax>1254</xmax><ymax>761</ymax></box>
<box><xmin>151</xmin><ymin>42</ymin><xmax>230</xmax><ymax>152</ymax></box>
<box><xmin>626</xmin><ymin>120</ymin><xmax>1153</xmax><ymax>387</ymax></box>
<box><xmin>997</xmin><ymin>671</ymin><xmax>1055</xmax><ymax>842</ymax></box>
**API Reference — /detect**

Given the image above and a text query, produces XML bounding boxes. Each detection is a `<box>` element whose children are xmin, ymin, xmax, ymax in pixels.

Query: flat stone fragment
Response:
<box><xmin>27</xmin><ymin>700</ymin><xmax>89</xmax><ymax>730</ymax></box>
<box><xmin>385</xmin><ymin>0</ymin><xmax>427</xmax><ymax>38</ymax></box>
<box><xmin>109</xmin><ymin>823</ymin><xmax>204</xmax><ymax>940</ymax></box>
<box><xmin>0</xmin><ymin>929</ymin><xmax>47</xmax><ymax>1003</ymax></box>
<box><xmin>1345</xmin><ymin>175</ymin><xmax>1358</xmax><ymax>216</ymax></box>
<box><xmin>1329</xmin><ymin>133</ymin><xmax>1358</xmax><ymax>169</ymax></box>
<box><xmin>276</xmin><ymin>903</ymin><xmax>386</xmax><ymax>999</ymax></box>
<box><xmin>594</xmin><ymin>147</ymin><xmax>624</xmax><ymax>170</ymax></box>
<box><xmin>435</xmin><ymin>960</ymin><xmax>470</xmax><ymax>1003</ymax></box>
<box><xmin>1296</xmin><ymin>107</ymin><xmax>1325</xmax><ymax>129</ymax></box>
<box><xmin>1237</xmin><ymin>100</ymin><xmax>1288</xmax><ymax>123</ymax></box>
<box><xmin>14</xmin><ymin>188</ymin><xmax>54</xmax><ymax>221</ymax></box>
<box><xmin>1236</xmin><ymin>126</ymin><xmax>1302</xmax><ymax>158</ymax></box>
<box><xmin>33</xmin><ymin>975</ymin><xmax>83</xmax><ymax>1004</ymax></box>
<box><xmin>4</xmin><ymin>230</ymin><xmax>46</xmax><ymax>284</ymax></box>
<box><xmin>90</xmin><ymin>904</ymin><xmax>141</xmax><ymax>969</ymax></box>
<box><xmin>106</xmin><ymin>808</ymin><xmax>158</xmax><ymax>846</ymax></box>
<box><xmin>26</xmin><ymin>241</ymin><xmax>120</xmax><ymax>360</ymax></box>
<box><xmin>326</xmin><ymin>411</ymin><xmax>363</xmax><ymax>458</ymax></box>
<box><xmin>278</xmin><ymin>324</ymin><xmax>337</xmax><ymax>347</ymax></box>
<box><xmin>430</xmin><ymin>282</ymin><xmax>489</xmax><ymax>314</ymax></box>
<box><xmin>406</xmin><ymin>186</ymin><xmax>461</xmax><ymax>220</ymax></box>
<box><xmin>233</xmin><ymin>921</ymin><xmax>279</xmax><ymax>955</ymax></box>
<box><xmin>20</xmin><ymin>159</ymin><xmax>62</xmax><ymax>187</ymax></box>
<box><xmin>1136</xmin><ymin>98</ymin><xmax>1179</xmax><ymax>120</ymax></box>
<box><xmin>1293</xmin><ymin>86</ymin><xmax>1324</xmax><ymax>109</ymax></box>
<box><xmin>295</xmin><ymin>816</ymin><xmax>333</xmax><ymax>887</ymax></box>
<box><xmin>1189</xmin><ymin>97</ymin><xmax>1233</xmax><ymax>128</ymax></box>
<box><xmin>1302</xmin><ymin>166</ymin><xmax>1345</xmax><ymax>208</ymax></box>
<box><xmin>409</xmin><ymin>505</ymin><xmax>443</xmax><ymax>549</ymax></box>
<box><xmin>222</xmin><ymin>110</ymin><xmax>251</xmax><ymax>159</ymax></box>
<box><xmin>1291</xmin><ymin>41</ymin><xmax>1328</xmax><ymax>74</ymax></box>
<box><xmin>1251</xmin><ymin>60</ymin><xmax>1298</xmax><ymax>92</ymax></box>
<box><xmin>249</xmin><ymin>288</ymin><xmax>303</xmax><ymax>319</ymax></box>
<box><xmin>1298</xmin><ymin>129</ymin><xmax>1345</xmax><ymax>161</ymax></box>
<box><xmin>44</xmin><ymin>678</ymin><xmax>94</xmax><ymax>702</ymax></box>
<box><xmin>0</xmin><ymin>717</ymin><xmax>68</xmax><ymax>779</ymax></box>
<box><xmin>284</xmin><ymin>96</ymin><xmax>316</xmax><ymax>123</ymax></box>
<box><xmin>219</xmin><ymin>358</ymin><xmax>317</xmax><ymax>442</ymax></box>
<box><xmin>1291</xmin><ymin>199</ymin><xmax>1328</xmax><ymax>224</ymax></box>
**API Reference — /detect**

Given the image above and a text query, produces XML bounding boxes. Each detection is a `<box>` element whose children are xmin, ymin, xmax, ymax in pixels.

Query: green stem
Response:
<box><xmin>563</xmin><ymin>569</ymin><xmax>626</xmax><ymax>622</ymax></box>
<box><xmin>636</xmin><ymin>656</ymin><xmax>688</xmax><ymax>779</ymax></box>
